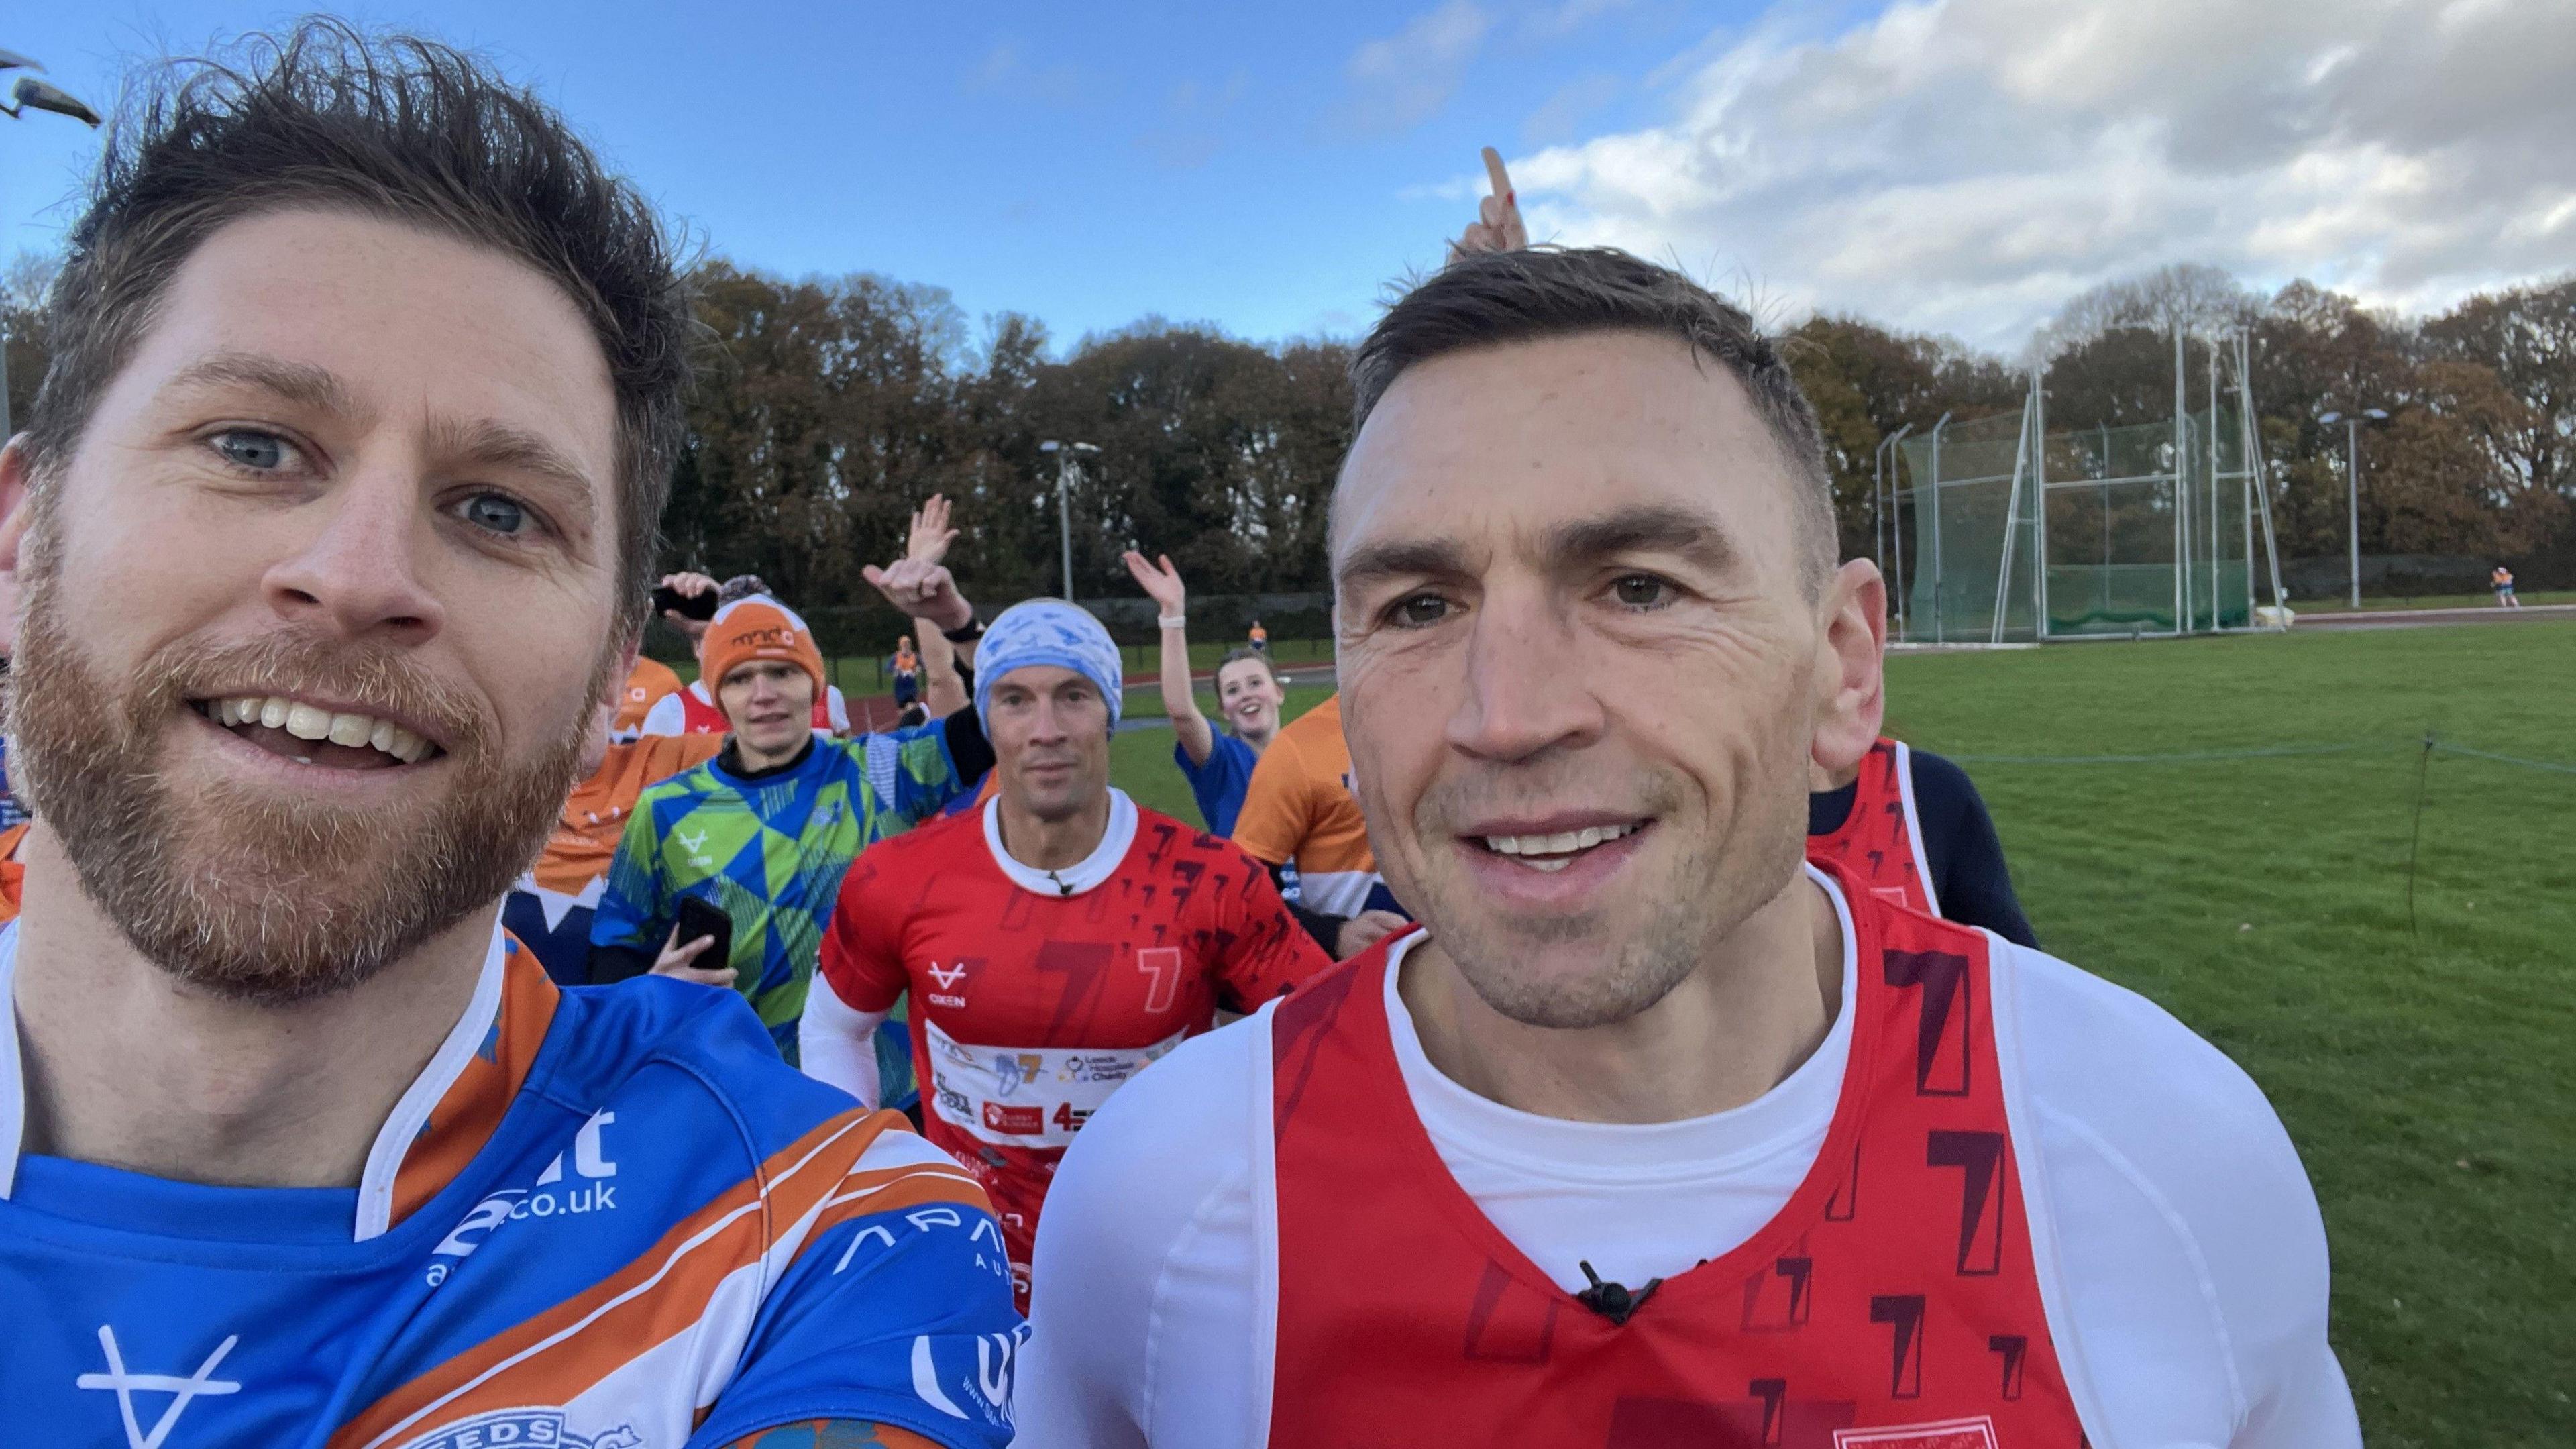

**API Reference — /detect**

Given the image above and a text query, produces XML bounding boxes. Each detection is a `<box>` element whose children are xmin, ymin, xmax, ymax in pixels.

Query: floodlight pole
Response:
<box><xmin>1039</xmin><ymin>440</ymin><xmax>1100</xmax><ymax>600</ymax></box>
<box><xmin>2320</xmin><ymin>407</ymin><xmax>2387</xmax><ymax>609</ymax></box>
<box><xmin>2343</xmin><ymin>415</ymin><xmax>2361</xmax><ymax>609</ymax></box>
<box><xmin>0</xmin><ymin>48</ymin><xmax>103</xmax><ymax>440</ymax></box>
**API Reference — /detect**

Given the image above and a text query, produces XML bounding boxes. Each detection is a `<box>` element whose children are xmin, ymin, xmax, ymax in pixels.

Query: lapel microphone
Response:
<box><xmin>1575</xmin><ymin>1260</ymin><xmax>1662</xmax><ymax>1326</ymax></box>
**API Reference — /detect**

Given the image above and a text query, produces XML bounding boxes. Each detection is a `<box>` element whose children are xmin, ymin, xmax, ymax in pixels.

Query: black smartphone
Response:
<box><xmin>653</xmin><ymin>584</ymin><xmax>719</xmax><ymax>621</ymax></box>
<box><xmin>674</xmin><ymin>896</ymin><xmax>734</xmax><ymax>976</ymax></box>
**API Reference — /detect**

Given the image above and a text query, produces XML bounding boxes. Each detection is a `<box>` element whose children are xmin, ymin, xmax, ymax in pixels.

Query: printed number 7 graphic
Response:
<box><xmin>1136</xmin><ymin>948</ymin><xmax>1183</xmax><ymax>1013</ymax></box>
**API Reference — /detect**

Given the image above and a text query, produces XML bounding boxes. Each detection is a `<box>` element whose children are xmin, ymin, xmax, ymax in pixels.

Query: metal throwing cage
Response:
<box><xmin>1886</xmin><ymin>331</ymin><xmax>2287</xmax><ymax>643</ymax></box>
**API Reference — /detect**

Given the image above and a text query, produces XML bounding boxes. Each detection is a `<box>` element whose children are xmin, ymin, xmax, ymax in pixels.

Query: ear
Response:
<box><xmin>0</xmin><ymin>437</ymin><xmax>36</xmax><ymax>659</ymax></box>
<box><xmin>1811</xmin><ymin>559</ymin><xmax>1887</xmax><ymax>780</ymax></box>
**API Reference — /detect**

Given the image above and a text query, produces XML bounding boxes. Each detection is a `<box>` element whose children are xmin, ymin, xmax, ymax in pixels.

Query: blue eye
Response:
<box><xmin>211</xmin><ymin>430</ymin><xmax>291</xmax><ymax>470</ymax></box>
<box><xmin>461</xmin><ymin>493</ymin><xmax>528</xmax><ymax>535</ymax></box>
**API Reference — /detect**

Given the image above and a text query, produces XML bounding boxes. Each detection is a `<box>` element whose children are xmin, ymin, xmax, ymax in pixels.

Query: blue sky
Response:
<box><xmin>6</xmin><ymin>1</ymin><xmax>2569</xmax><ymax>354</ymax></box>
<box><xmin>2</xmin><ymin>0</ymin><xmax>1757</xmax><ymax>347</ymax></box>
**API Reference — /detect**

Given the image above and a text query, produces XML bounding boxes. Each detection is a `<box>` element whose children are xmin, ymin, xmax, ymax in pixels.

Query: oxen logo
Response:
<box><xmin>397</xmin><ymin>1409</ymin><xmax>645</xmax><ymax>1448</ymax></box>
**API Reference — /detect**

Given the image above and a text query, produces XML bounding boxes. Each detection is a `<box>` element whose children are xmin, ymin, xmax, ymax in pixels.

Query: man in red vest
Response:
<box><xmin>1016</xmin><ymin>244</ymin><xmax>2358</xmax><ymax>1447</ymax></box>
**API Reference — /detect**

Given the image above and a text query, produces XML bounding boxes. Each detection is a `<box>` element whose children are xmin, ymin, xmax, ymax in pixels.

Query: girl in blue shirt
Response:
<box><xmin>1124</xmin><ymin>551</ymin><xmax>1289</xmax><ymax>837</ymax></box>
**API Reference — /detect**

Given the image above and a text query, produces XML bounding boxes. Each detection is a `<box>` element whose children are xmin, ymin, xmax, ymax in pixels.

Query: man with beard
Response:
<box><xmin>0</xmin><ymin>25</ymin><xmax>1018</xmax><ymax>1448</ymax></box>
<box><xmin>801</xmin><ymin>600</ymin><xmax>1328</xmax><ymax>1309</ymax></box>
<box><xmin>1015</xmin><ymin>248</ymin><xmax>2357</xmax><ymax>1446</ymax></box>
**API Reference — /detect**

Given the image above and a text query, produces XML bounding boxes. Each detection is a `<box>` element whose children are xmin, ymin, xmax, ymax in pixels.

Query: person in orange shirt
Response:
<box><xmin>500</xmin><ymin>700</ymin><xmax>722</xmax><ymax>983</ymax></box>
<box><xmin>612</xmin><ymin>653</ymin><xmax>685</xmax><ymax>738</ymax></box>
<box><xmin>1230</xmin><ymin>692</ymin><xmax>1409</xmax><ymax>959</ymax></box>
<box><xmin>1247</xmin><ymin>618</ymin><xmax>1269</xmax><ymax>653</ymax></box>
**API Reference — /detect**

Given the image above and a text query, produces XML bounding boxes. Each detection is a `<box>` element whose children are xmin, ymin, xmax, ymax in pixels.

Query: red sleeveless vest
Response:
<box><xmin>1809</xmin><ymin>737</ymin><xmax>1937</xmax><ymax>916</ymax></box>
<box><xmin>1265</xmin><ymin>868</ymin><xmax>2084</xmax><ymax>1448</ymax></box>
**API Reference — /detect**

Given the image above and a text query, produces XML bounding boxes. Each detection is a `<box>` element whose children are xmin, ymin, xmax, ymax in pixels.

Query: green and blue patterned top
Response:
<box><xmin>592</xmin><ymin>724</ymin><xmax>963</xmax><ymax>1059</ymax></box>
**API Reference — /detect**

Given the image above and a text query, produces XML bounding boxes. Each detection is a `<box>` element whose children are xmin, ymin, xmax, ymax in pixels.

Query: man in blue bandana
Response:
<box><xmin>803</xmin><ymin>599</ymin><xmax>1328</xmax><ymax>1306</ymax></box>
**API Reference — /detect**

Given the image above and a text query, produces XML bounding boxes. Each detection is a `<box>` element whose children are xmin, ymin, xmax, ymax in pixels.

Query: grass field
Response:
<box><xmin>1112</xmin><ymin>622</ymin><xmax>2575</xmax><ymax>1447</ymax></box>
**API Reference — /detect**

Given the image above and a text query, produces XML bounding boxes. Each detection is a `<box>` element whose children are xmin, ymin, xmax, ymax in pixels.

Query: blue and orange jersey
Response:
<box><xmin>0</xmin><ymin>924</ymin><xmax>1023</xmax><ymax>1448</ymax></box>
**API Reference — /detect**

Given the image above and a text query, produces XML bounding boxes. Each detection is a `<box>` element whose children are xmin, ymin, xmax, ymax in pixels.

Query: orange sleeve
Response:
<box><xmin>818</xmin><ymin>850</ymin><xmax>911</xmax><ymax>1013</ymax></box>
<box><xmin>1228</xmin><ymin>731</ymin><xmax>1313</xmax><ymax>867</ymax></box>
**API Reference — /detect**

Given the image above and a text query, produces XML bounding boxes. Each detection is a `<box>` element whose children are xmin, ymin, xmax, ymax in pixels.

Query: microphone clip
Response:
<box><xmin>1574</xmin><ymin>1260</ymin><xmax>1662</xmax><ymax>1326</ymax></box>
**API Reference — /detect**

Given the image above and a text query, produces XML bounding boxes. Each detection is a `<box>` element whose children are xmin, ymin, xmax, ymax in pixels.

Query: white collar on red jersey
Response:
<box><xmin>981</xmin><ymin>786</ymin><xmax>1140</xmax><ymax>898</ymax></box>
<box><xmin>0</xmin><ymin>918</ymin><xmax>511</xmax><ymax>1241</ymax></box>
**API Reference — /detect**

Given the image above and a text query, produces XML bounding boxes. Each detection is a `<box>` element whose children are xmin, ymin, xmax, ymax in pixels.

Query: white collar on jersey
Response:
<box><xmin>0</xmin><ymin>918</ymin><xmax>510</xmax><ymax>1242</ymax></box>
<box><xmin>981</xmin><ymin>786</ymin><xmax>1139</xmax><ymax>898</ymax></box>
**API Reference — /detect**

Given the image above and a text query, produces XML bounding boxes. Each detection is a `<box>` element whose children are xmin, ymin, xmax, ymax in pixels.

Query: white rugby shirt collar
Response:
<box><xmin>982</xmin><ymin>786</ymin><xmax>1140</xmax><ymax>898</ymax></box>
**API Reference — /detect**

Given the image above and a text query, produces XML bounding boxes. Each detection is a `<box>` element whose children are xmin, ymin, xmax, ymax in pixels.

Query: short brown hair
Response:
<box><xmin>20</xmin><ymin>19</ymin><xmax>692</xmax><ymax>629</ymax></box>
<box><xmin>1345</xmin><ymin>246</ymin><xmax>1835</xmax><ymax>591</ymax></box>
<box><xmin>1214</xmin><ymin>646</ymin><xmax>1281</xmax><ymax>690</ymax></box>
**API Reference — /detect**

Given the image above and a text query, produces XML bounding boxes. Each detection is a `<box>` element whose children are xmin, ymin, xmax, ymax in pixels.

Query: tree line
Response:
<box><xmin>6</xmin><ymin>250</ymin><xmax>2568</xmax><ymax>635</ymax></box>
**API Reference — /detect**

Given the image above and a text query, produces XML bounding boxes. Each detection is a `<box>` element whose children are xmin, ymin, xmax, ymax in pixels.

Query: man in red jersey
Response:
<box><xmin>804</xmin><ymin>598</ymin><xmax>1330</xmax><ymax>1307</ymax></box>
<box><xmin>1016</xmin><ymin>244</ymin><xmax>2358</xmax><ymax>1447</ymax></box>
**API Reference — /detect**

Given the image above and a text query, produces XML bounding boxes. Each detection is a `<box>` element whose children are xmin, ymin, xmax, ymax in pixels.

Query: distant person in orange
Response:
<box><xmin>612</xmin><ymin>654</ymin><xmax>685</xmax><ymax>739</ymax></box>
<box><xmin>1248</xmin><ymin>618</ymin><xmax>1268</xmax><ymax>653</ymax></box>
<box><xmin>501</xmin><ymin>699</ymin><xmax>722</xmax><ymax>984</ymax></box>
<box><xmin>892</xmin><ymin>633</ymin><xmax>923</xmax><ymax>708</ymax></box>
<box><xmin>2491</xmin><ymin>565</ymin><xmax>2520</xmax><ymax>608</ymax></box>
<box><xmin>1232</xmin><ymin>692</ymin><xmax>1408</xmax><ymax>959</ymax></box>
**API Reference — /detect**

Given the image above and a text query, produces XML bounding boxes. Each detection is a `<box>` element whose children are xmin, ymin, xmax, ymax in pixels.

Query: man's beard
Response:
<box><xmin>7</xmin><ymin>581</ymin><xmax>606</xmax><ymax>1006</ymax></box>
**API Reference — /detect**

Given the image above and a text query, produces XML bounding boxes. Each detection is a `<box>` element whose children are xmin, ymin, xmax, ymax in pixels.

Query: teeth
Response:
<box><xmin>1481</xmin><ymin>822</ymin><xmax>1640</xmax><ymax>859</ymax></box>
<box><xmin>210</xmin><ymin>694</ymin><xmax>436</xmax><ymax>764</ymax></box>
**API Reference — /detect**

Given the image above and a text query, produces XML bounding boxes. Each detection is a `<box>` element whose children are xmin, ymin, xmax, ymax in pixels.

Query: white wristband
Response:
<box><xmin>1157</xmin><ymin>614</ymin><xmax>1187</xmax><ymax>629</ymax></box>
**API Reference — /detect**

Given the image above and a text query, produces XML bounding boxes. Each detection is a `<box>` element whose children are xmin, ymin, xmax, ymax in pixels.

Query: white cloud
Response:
<box><xmin>1497</xmin><ymin>0</ymin><xmax>2576</xmax><ymax>350</ymax></box>
<box><xmin>1332</xmin><ymin>0</ymin><xmax>1493</xmax><ymax>137</ymax></box>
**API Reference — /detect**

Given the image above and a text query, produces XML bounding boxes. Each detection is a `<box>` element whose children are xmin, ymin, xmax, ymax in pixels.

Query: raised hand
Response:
<box><xmin>863</xmin><ymin>557</ymin><xmax>974</xmax><ymax>633</ymax></box>
<box><xmin>1122</xmin><ymin>550</ymin><xmax>1188</xmax><ymax>617</ymax></box>
<box><xmin>906</xmin><ymin>494</ymin><xmax>959</xmax><ymax>566</ymax></box>
<box><xmin>1451</xmin><ymin>146</ymin><xmax>1527</xmax><ymax>258</ymax></box>
<box><xmin>659</xmin><ymin>570</ymin><xmax>721</xmax><ymax>641</ymax></box>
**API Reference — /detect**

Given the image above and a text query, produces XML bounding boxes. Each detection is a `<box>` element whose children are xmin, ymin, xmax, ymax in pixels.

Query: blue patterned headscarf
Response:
<box><xmin>973</xmin><ymin>599</ymin><xmax>1124</xmax><ymax>730</ymax></box>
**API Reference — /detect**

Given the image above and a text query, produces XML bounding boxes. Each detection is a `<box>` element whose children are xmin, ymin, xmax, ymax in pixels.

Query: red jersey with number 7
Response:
<box><xmin>820</xmin><ymin>788</ymin><xmax>1332</xmax><ymax>1305</ymax></box>
<box><xmin>1265</xmin><ymin>862</ymin><xmax>2083</xmax><ymax>1448</ymax></box>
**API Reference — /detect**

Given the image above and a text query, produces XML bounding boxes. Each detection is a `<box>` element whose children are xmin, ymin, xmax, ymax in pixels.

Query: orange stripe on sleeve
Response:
<box><xmin>335</xmin><ymin>1109</ymin><xmax>921</xmax><ymax>1449</ymax></box>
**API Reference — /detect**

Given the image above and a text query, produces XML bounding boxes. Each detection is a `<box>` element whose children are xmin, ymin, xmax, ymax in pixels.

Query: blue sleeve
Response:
<box><xmin>1907</xmin><ymin>749</ymin><xmax>2040</xmax><ymax>948</ymax></box>
<box><xmin>853</xmin><ymin>722</ymin><xmax>964</xmax><ymax>833</ymax></box>
<box><xmin>590</xmin><ymin>800</ymin><xmax>671</xmax><ymax>953</ymax></box>
<box><xmin>1173</xmin><ymin>734</ymin><xmax>1256</xmax><ymax>838</ymax></box>
<box><xmin>687</xmin><ymin>1201</ymin><xmax>1026</xmax><ymax>1448</ymax></box>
